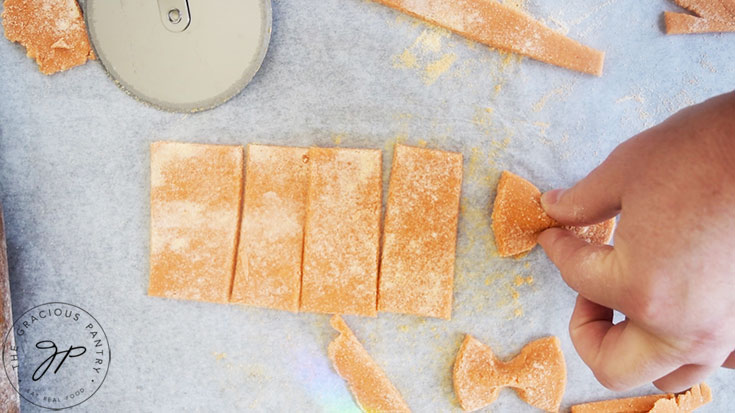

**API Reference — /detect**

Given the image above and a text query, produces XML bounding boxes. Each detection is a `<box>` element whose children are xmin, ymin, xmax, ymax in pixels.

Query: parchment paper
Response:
<box><xmin>1</xmin><ymin>0</ymin><xmax>733</xmax><ymax>411</ymax></box>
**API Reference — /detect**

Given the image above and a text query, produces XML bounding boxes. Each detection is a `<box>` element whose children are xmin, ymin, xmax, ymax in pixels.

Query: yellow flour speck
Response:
<box><xmin>393</xmin><ymin>49</ymin><xmax>418</xmax><ymax>69</ymax></box>
<box><xmin>424</xmin><ymin>53</ymin><xmax>457</xmax><ymax>85</ymax></box>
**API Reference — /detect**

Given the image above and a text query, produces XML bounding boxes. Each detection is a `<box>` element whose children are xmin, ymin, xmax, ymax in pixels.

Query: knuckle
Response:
<box><xmin>593</xmin><ymin>369</ymin><xmax>629</xmax><ymax>392</ymax></box>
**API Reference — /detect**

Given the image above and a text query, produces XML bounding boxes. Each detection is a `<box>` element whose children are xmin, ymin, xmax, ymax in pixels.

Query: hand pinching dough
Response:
<box><xmin>491</xmin><ymin>171</ymin><xmax>615</xmax><ymax>257</ymax></box>
<box><xmin>453</xmin><ymin>334</ymin><xmax>566</xmax><ymax>412</ymax></box>
<box><xmin>328</xmin><ymin>315</ymin><xmax>411</xmax><ymax>413</ymax></box>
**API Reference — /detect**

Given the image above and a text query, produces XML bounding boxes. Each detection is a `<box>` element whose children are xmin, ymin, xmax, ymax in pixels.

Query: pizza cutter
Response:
<box><xmin>84</xmin><ymin>0</ymin><xmax>272</xmax><ymax>112</ymax></box>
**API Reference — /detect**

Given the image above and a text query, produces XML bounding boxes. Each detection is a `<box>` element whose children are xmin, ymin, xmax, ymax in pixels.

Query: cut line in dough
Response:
<box><xmin>664</xmin><ymin>0</ymin><xmax>735</xmax><ymax>34</ymax></box>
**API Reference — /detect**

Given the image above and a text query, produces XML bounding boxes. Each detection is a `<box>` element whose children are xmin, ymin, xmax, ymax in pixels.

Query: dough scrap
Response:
<box><xmin>378</xmin><ymin>144</ymin><xmax>463</xmax><ymax>320</ymax></box>
<box><xmin>570</xmin><ymin>382</ymin><xmax>712</xmax><ymax>413</ymax></box>
<box><xmin>328</xmin><ymin>315</ymin><xmax>411</xmax><ymax>412</ymax></box>
<box><xmin>371</xmin><ymin>0</ymin><xmax>604</xmax><ymax>76</ymax></box>
<box><xmin>230</xmin><ymin>144</ymin><xmax>309</xmax><ymax>312</ymax></box>
<box><xmin>149</xmin><ymin>142</ymin><xmax>244</xmax><ymax>303</ymax></box>
<box><xmin>2</xmin><ymin>0</ymin><xmax>95</xmax><ymax>74</ymax></box>
<box><xmin>664</xmin><ymin>0</ymin><xmax>735</xmax><ymax>34</ymax></box>
<box><xmin>649</xmin><ymin>383</ymin><xmax>712</xmax><ymax>412</ymax></box>
<box><xmin>491</xmin><ymin>171</ymin><xmax>615</xmax><ymax>257</ymax></box>
<box><xmin>301</xmin><ymin>148</ymin><xmax>382</xmax><ymax>317</ymax></box>
<box><xmin>453</xmin><ymin>334</ymin><xmax>566</xmax><ymax>412</ymax></box>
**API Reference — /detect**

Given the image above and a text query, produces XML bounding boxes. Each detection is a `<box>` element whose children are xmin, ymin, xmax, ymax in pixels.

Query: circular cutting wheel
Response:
<box><xmin>85</xmin><ymin>0</ymin><xmax>272</xmax><ymax>112</ymax></box>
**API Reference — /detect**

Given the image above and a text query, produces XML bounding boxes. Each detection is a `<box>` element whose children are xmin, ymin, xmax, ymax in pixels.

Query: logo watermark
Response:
<box><xmin>2</xmin><ymin>302</ymin><xmax>110</xmax><ymax>410</ymax></box>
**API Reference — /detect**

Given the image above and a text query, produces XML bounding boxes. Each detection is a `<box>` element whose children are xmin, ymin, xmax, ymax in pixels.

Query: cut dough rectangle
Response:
<box><xmin>379</xmin><ymin>144</ymin><xmax>463</xmax><ymax>320</ymax></box>
<box><xmin>149</xmin><ymin>141</ymin><xmax>244</xmax><ymax>303</ymax></box>
<box><xmin>230</xmin><ymin>144</ymin><xmax>309</xmax><ymax>312</ymax></box>
<box><xmin>301</xmin><ymin>148</ymin><xmax>382</xmax><ymax>317</ymax></box>
<box><xmin>371</xmin><ymin>0</ymin><xmax>605</xmax><ymax>76</ymax></box>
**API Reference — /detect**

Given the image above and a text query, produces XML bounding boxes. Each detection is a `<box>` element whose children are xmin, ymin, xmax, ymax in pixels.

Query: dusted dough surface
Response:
<box><xmin>491</xmin><ymin>171</ymin><xmax>615</xmax><ymax>257</ymax></box>
<box><xmin>371</xmin><ymin>0</ymin><xmax>604</xmax><ymax>76</ymax></box>
<box><xmin>149</xmin><ymin>142</ymin><xmax>244</xmax><ymax>303</ymax></box>
<box><xmin>1</xmin><ymin>0</ymin><xmax>94</xmax><ymax>74</ymax></box>
<box><xmin>379</xmin><ymin>144</ymin><xmax>462</xmax><ymax>320</ymax></box>
<box><xmin>328</xmin><ymin>315</ymin><xmax>411</xmax><ymax>412</ymax></box>
<box><xmin>571</xmin><ymin>383</ymin><xmax>712</xmax><ymax>413</ymax></box>
<box><xmin>649</xmin><ymin>383</ymin><xmax>712</xmax><ymax>412</ymax></box>
<box><xmin>230</xmin><ymin>144</ymin><xmax>309</xmax><ymax>312</ymax></box>
<box><xmin>665</xmin><ymin>0</ymin><xmax>735</xmax><ymax>34</ymax></box>
<box><xmin>453</xmin><ymin>334</ymin><xmax>566</xmax><ymax>412</ymax></box>
<box><xmin>301</xmin><ymin>148</ymin><xmax>382</xmax><ymax>317</ymax></box>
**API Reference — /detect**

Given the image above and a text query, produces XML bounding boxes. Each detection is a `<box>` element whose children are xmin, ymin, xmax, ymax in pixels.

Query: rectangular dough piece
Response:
<box><xmin>230</xmin><ymin>144</ymin><xmax>309</xmax><ymax>312</ymax></box>
<box><xmin>378</xmin><ymin>144</ymin><xmax>463</xmax><ymax>320</ymax></box>
<box><xmin>149</xmin><ymin>142</ymin><xmax>244</xmax><ymax>303</ymax></box>
<box><xmin>371</xmin><ymin>0</ymin><xmax>604</xmax><ymax>76</ymax></box>
<box><xmin>301</xmin><ymin>148</ymin><xmax>382</xmax><ymax>317</ymax></box>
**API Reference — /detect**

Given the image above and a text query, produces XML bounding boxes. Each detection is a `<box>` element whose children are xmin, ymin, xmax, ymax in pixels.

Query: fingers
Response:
<box><xmin>540</xmin><ymin>153</ymin><xmax>625</xmax><ymax>226</ymax></box>
<box><xmin>570</xmin><ymin>295</ymin><xmax>681</xmax><ymax>391</ymax></box>
<box><xmin>723</xmin><ymin>351</ymin><xmax>735</xmax><ymax>369</ymax></box>
<box><xmin>538</xmin><ymin>228</ymin><xmax>630</xmax><ymax>312</ymax></box>
<box><xmin>653</xmin><ymin>364</ymin><xmax>717</xmax><ymax>393</ymax></box>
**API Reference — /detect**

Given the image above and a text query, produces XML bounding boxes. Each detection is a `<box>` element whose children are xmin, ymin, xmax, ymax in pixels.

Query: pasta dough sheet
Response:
<box><xmin>301</xmin><ymin>148</ymin><xmax>382</xmax><ymax>317</ymax></box>
<box><xmin>149</xmin><ymin>142</ymin><xmax>244</xmax><ymax>303</ymax></box>
<box><xmin>230</xmin><ymin>144</ymin><xmax>309</xmax><ymax>312</ymax></box>
<box><xmin>379</xmin><ymin>144</ymin><xmax>462</xmax><ymax>320</ymax></box>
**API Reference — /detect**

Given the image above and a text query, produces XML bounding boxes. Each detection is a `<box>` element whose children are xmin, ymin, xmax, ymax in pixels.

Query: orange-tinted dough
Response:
<box><xmin>2</xmin><ymin>0</ymin><xmax>95</xmax><ymax>75</ymax></box>
<box><xmin>379</xmin><ymin>144</ymin><xmax>463</xmax><ymax>320</ymax></box>
<box><xmin>570</xmin><ymin>383</ymin><xmax>712</xmax><ymax>413</ymax></box>
<box><xmin>149</xmin><ymin>142</ymin><xmax>244</xmax><ymax>303</ymax></box>
<box><xmin>664</xmin><ymin>1</ymin><xmax>735</xmax><ymax>34</ymax></box>
<box><xmin>571</xmin><ymin>394</ymin><xmax>672</xmax><ymax>413</ymax></box>
<box><xmin>328</xmin><ymin>315</ymin><xmax>411</xmax><ymax>412</ymax></box>
<box><xmin>230</xmin><ymin>144</ymin><xmax>309</xmax><ymax>312</ymax></box>
<box><xmin>453</xmin><ymin>334</ymin><xmax>566</xmax><ymax>412</ymax></box>
<box><xmin>491</xmin><ymin>171</ymin><xmax>615</xmax><ymax>257</ymax></box>
<box><xmin>301</xmin><ymin>148</ymin><xmax>382</xmax><ymax>317</ymax></box>
<box><xmin>649</xmin><ymin>383</ymin><xmax>712</xmax><ymax>413</ymax></box>
<box><xmin>371</xmin><ymin>0</ymin><xmax>604</xmax><ymax>76</ymax></box>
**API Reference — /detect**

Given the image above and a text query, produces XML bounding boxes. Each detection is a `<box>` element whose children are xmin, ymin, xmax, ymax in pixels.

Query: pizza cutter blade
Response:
<box><xmin>85</xmin><ymin>0</ymin><xmax>272</xmax><ymax>113</ymax></box>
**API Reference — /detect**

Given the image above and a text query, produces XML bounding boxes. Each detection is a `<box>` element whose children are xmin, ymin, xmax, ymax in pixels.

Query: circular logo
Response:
<box><xmin>2</xmin><ymin>302</ymin><xmax>110</xmax><ymax>410</ymax></box>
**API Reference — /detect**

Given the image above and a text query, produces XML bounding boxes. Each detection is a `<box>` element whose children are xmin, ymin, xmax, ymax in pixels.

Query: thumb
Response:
<box><xmin>541</xmin><ymin>151</ymin><xmax>626</xmax><ymax>226</ymax></box>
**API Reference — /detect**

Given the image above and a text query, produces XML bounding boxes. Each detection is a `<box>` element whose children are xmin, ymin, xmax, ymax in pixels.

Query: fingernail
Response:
<box><xmin>541</xmin><ymin>189</ymin><xmax>566</xmax><ymax>206</ymax></box>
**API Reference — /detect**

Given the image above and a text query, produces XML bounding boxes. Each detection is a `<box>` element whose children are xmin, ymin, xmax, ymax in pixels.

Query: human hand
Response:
<box><xmin>538</xmin><ymin>91</ymin><xmax>735</xmax><ymax>392</ymax></box>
